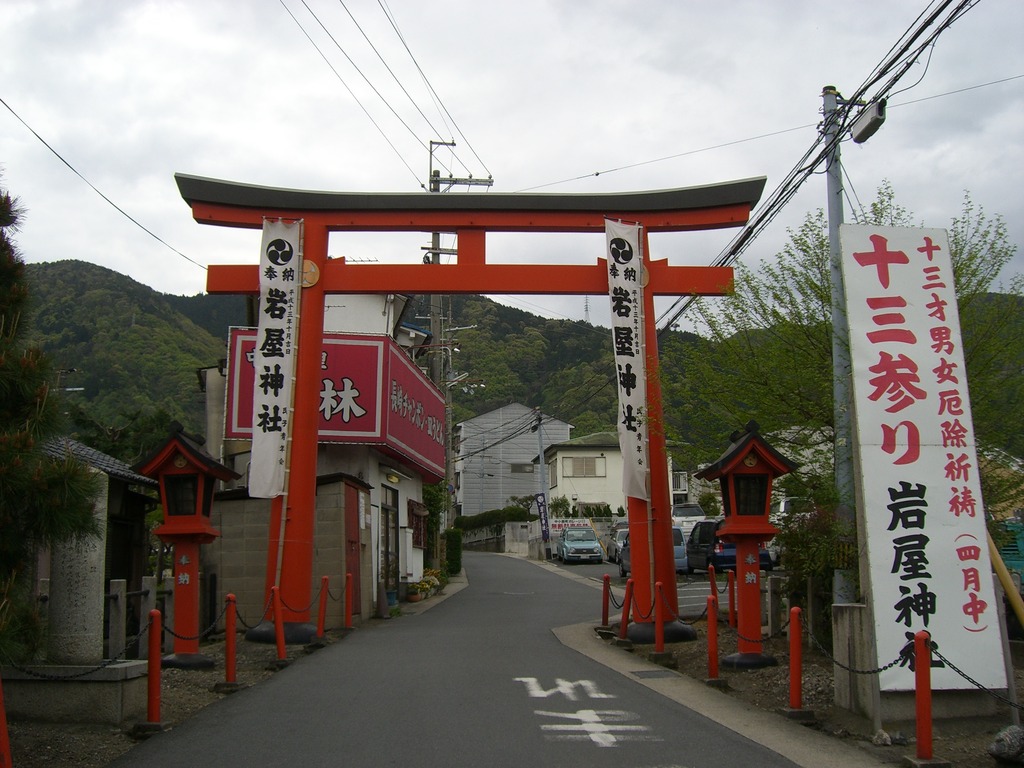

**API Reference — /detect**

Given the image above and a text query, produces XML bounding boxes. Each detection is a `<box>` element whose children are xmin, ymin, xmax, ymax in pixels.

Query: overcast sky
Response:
<box><xmin>2</xmin><ymin>0</ymin><xmax>1021</xmax><ymax>330</ymax></box>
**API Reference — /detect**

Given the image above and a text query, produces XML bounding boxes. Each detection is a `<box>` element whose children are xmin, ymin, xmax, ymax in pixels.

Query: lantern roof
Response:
<box><xmin>694</xmin><ymin>421</ymin><xmax>799</xmax><ymax>481</ymax></box>
<box><xmin>135</xmin><ymin>422</ymin><xmax>240</xmax><ymax>481</ymax></box>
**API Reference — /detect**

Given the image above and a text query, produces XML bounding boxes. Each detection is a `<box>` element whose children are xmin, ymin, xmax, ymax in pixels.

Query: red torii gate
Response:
<box><xmin>175</xmin><ymin>173</ymin><xmax>766</xmax><ymax>641</ymax></box>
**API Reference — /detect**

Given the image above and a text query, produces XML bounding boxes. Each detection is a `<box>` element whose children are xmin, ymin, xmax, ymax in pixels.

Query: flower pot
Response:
<box><xmin>407</xmin><ymin>592</ymin><xmax>423</xmax><ymax>603</ymax></box>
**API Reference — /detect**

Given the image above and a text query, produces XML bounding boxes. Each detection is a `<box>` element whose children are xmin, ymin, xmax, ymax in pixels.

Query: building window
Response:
<box><xmin>548</xmin><ymin>459</ymin><xmax>557</xmax><ymax>488</ymax></box>
<box><xmin>562</xmin><ymin>456</ymin><xmax>606</xmax><ymax>477</ymax></box>
<box><xmin>510</xmin><ymin>463</ymin><xmax>534</xmax><ymax>474</ymax></box>
<box><xmin>408</xmin><ymin>499</ymin><xmax>428</xmax><ymax>549</ymax></box>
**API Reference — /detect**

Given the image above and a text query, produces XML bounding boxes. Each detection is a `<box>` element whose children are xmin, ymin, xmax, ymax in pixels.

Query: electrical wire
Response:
<box><xmin>279</xmin><ymin>0</ymin><xmax>421</xmax><ymax>185</ymax></box>
<box><xmin>292</xmin><ymin>0</ymin><xmax>434</xmax><ymax>178</ymax></box>
<box><xmin>334</xmin><ymin>0</ymin><xmax>474</xmax><ymax>178</ymax></box>
<box><xmin>377</xmin><ymin>0</ymin><xmax>493</xmax><ymax>179</ymax></box>
<box><xmin>655</xmin><ymin>0</ymin><xmax>980</xmax><ymax>336</ymax></box>
<box><xmin>0</xmin><ymin>96</ymin><xmax>206</xmax><ymax>272</ymax></box>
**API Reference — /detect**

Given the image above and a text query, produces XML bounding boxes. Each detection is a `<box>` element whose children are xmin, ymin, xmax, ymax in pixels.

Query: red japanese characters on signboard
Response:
<box><xmin>225</xmin><ymin>329</ymin><xmax>445</xmax><ymax>481</ymax></box>
<box><xmin>840</xmin><ymin>224</ymin><xmax>1005</xmax><ymax>693</ymax></box>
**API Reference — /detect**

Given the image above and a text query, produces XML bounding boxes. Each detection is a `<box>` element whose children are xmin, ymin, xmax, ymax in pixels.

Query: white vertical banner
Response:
<box><xmin>249</xmin><ymin>219</ymin><xmax>302</xmax><ymax>498</ymax></box>
<box><xmin>840</xmin><ymin>224</ymin><xmax>1005</xmax><ymax>692</ymax></box>
<box><xmin>605</xmin><ymin>218</ymin><xmax>650</xmax><ymax>500</ymax></box>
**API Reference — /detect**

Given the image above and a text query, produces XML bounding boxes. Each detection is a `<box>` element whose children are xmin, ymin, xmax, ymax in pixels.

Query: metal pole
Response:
<box><xmin>536</xmin><ymin>409</ymin><xmax>552</xmax><ymax>559</ymax></box>
<box><xmin>823</xmin><ymin>85</ymin><xmax>856</xmax><ymax>604</ymax></box>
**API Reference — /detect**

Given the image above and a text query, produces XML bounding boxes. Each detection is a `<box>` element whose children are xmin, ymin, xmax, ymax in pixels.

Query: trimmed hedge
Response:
<box><xmin>444</xmin><ymin>528</ymin><xmax>463</xmax><ymax>575</ymax></box>
<box><xmin>451</xmin><ymin>506</ymin><xmax>539</xmax><ymax>533</ymax></box>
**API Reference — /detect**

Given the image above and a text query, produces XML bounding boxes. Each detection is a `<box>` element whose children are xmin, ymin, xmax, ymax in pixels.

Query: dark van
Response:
<box><xmin>685</xmin><ymin>518</ymin><xmax>772</xmax><ymax>573</ymax></box>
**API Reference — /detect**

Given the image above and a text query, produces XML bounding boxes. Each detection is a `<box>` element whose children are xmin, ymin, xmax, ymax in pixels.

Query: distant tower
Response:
<box><xmin>583</xmin><ymin>295</ymin><xmax>591</xmax><ymax>324</ymax></box>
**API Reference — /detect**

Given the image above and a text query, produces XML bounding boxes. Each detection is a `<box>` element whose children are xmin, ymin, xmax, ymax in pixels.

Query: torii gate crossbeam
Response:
<box><xmin>176</xmin><ymin>173</ymin><xmax>766</xmax><ymax>641</ymax></box>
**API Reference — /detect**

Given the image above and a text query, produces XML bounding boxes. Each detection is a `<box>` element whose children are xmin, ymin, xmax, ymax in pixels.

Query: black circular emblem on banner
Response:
<box><xmin>266</xmin><ymin>238</ymin><xmax>294</xmax><ymax>266</ymax></box>
<box><xmin>609</xmin><ymin>237</ymin><xmax>634</xmax><ymax>265</ymax></box>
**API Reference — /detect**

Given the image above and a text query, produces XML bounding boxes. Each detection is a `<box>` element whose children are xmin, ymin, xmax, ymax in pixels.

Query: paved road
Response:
<box><xmin>552</xmin><ymin>556</ymin><xmax>729</xmax><ymax>618</ymax></box>
<box><xmin>110</xmin><ymin>552</ymin><xmax>883</xmax><ymax>768</ymax></box>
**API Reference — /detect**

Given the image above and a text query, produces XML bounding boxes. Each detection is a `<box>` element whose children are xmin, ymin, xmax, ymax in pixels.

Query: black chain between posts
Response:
<box><xmin>604</xmin><ymin>576</ymin><xmax>1023</xmax><ymax>712</ymax></box>
<box><xmin>607</xmin><ymin>585</ymin><xmax>624</xmax><ymax>611</ymax></box>
<box><xmin>278</xmin><ymin>579</ymin><xmax>326</xmax><ymax>615</ymax></box>
<box><xmin>236</xmin><ymin>592</ymin><xmax>275</xmax><ymax>630</ymax></box>
<box><xmin>654</xmin><ymin>583</ymin><xmax>698</xmax><ymax>627</ymax></box>
<box><xmin>162</xmin><ymin>599</ymin><xmax>230</xmax><ymax>643</ymax></box>
<box><xmin>805</xmin><ymin>624</ymin><xmax>902</xmax><ymax>676</ymax></box>
<box><xmin>930</xmin><ymin>641</ymin><xmax>1024</xmax><ymax>712</ymax></box>
<box><xmin>2</xmin><ymin>621</ymin><xmax>151</xmax><ymax>681</ymax></box>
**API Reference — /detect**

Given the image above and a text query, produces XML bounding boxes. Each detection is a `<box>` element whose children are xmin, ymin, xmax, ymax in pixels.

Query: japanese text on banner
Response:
<box><xmin>605</xmin><ymin>219</ymin><xmax>649</xmax><ymax>500</ymax></box>
<box><xmin>249</xmin><ymin>219</ymin><xmax>302</xmax><ymax>498</ymax></box>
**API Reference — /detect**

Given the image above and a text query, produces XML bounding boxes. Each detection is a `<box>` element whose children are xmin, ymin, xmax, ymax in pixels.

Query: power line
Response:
<box><xmin>0</xmin><ymin>96</ymin><xmax>206</xmax><ymax>273</ymax></box>
<box><xmin>655</xmin><ymin>0</ymin><xmax>982</xmax><ymax>336</ymax></box>
<box><xmin>332</xmin><ymin>0</ymin><xmax>473</xmax><ymax>179</ymax></box>
<box><xmin>284</xmin><ymin>0</ymin><xmax>423</xmax><ymax>183</ymax></box>
<box><xmin>377</xmin><ymin>0</ymin><xmax>493</xmax><ymax>178</ymax></box>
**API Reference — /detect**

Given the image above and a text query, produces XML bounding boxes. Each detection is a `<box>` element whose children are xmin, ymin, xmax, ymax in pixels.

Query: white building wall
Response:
<box><xmin>455</xmin><ymin>404</ymin><xmax>571</xmax><ymax>517</ymax></box>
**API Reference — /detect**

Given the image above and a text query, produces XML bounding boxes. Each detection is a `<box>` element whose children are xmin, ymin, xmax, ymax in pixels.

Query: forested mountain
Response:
<box><xmin>20</xmin><ymin>259</ymin><xmax>1023</xmax><ymax>469</ymax></box>
<box><xmin>24</xmin><ymin>261</ymin><xmax>229</xmax><ymax>439</ymax></box>
<box><xmin>22</xmin><ymin>261</ymin><xmax>674</xmax><ymax>452</ymax></box>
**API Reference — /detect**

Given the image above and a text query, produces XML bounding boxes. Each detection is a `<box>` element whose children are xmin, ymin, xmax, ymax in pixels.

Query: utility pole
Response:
<box><xmin>534</xmin><ymin>408</ymin><xmax>551</xmax><ymax>560</ymax></box>
<box><xmin>424</xmin><ymin>141</ymin><xmax>493</xmax><ymax>543</ymax></box>
<box><xmin>824</xmin><ymin>85</ymin><xmax>884</xmax><ymax>605</ymax></box>
<box><xmin>424</xmin><ymin>140</ymin><xmax>493</xmax><ymax>385</ymax></box>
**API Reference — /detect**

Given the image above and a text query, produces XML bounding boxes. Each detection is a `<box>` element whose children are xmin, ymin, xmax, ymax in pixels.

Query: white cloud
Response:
<box><xmin>1</xmin><ymin>0</ymin><xmax>1020</xmax><ymax>313</ymax></box>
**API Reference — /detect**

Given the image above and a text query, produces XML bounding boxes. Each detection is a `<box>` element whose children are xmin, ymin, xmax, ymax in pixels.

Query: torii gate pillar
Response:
<box><xmin>176</xmin><ymin>173</ymin><xmax>766</xmax><ymax>644</ymax></box>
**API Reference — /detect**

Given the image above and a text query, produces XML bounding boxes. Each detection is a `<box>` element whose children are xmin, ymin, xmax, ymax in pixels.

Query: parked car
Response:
<box><xmin>671</xmin><ymin>501</ymin><xmax>707</xmax><ymax>539</ymax></box>
<box><xmin>605</xmin><ymin>526</ymin><xmax>629</xmax><ymax>563</ymax></box>
<box><xmin>618</xmin><ymin>526</ymin><xmax>688</xmax><ymax>577</ymax></box>
<box><xmin>556</xmin><ymin>527</ymin><xmax>604</xmax><ymax>564</ymax></box>
<box><xmin>685</xmin><ymin>517</ymin><xmax>772</xmax><ymax>573</ymax></box>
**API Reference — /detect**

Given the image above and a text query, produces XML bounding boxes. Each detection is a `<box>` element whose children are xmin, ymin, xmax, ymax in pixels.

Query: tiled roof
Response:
<box><xmin>41</xmin><ymin>437</ymin><xmax>158</xmax><ymax>488</ymax></box>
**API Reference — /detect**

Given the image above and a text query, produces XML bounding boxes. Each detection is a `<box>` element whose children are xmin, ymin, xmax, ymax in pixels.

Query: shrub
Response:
<box><xmin>444</xmin><ymin>528</ymin><xmax>463</xmax><ymax>575</ymax></box>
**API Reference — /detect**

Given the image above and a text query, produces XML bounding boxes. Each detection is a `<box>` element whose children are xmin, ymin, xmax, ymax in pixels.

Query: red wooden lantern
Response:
<box><xmin>695</xmin><ymin>421</ymin><xmax>797</xmax><ymax>668</ymax></box>
<box><xmin>136</xmin><ymin>423</ymin><xmax>239</xmax><ymax>668</ymax></box>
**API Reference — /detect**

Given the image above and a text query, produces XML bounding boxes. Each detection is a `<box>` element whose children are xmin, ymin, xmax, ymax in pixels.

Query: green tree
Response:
<box><xmin>665</xmin><ymin>183</ymin><xmax>1024</xmax><ymax>512</ymax></box>
<box><xmin>0</xmin><ymin>181</ymin><xmax>100</xmax><ymax>661</ymax></box>
<box><xmin>664</xmin><ymin>184</ymin><xmax>1024</xmax><ymax>617</ymax></box>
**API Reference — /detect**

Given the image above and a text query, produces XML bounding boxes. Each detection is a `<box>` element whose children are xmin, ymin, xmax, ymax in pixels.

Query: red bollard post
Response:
<box><xmin>708</xmin><ymin>565</ymin><xmax>718</xmax><ymax>609</ymax></box>
<box><xmin>147</xmin><ymin>610</ymin><xmax>162</xmax><ymax>724</ymax></box>
<box><xmin>317</xmin><ymin>576</ymin><xmax>329</xmax><ymax>639</ymax></box>
<box><xmin>1</xmin><ymin>669</ymin><xmax>12</xmax><ymax>768</ymax></box>
<box><xmin>272</xmin><ymin>586</ymin><xmax>287</xmax><ymax>663</ymax></box>
<box><xmin>915</xmin><ymin>630</ymin><xmax>934</xmax><ymax>761</ymax></box>
<box><xmin>225</xmin><ymin>594</ymin><xmax>238</xmax><ymax>685</ymax></box>
<box><xmin>727</xmin><ymin>570</ymin><xmax>737</xmax><ymax>628</ymax></box>
<box><xmin>344</xmin><ymin>572</ymin><xmax>353</xmax><ymax>630</ymax></box>
<box><xmin>602</xmin><ymin>574</ymin><xmax>611</xmax><ymax>627</ymax></box>
<box><xmin>619</xmin><ymin>579</ymin><xmax>634</xmax><ymax>640</ymax></box>
<box><xmin>789</xmin><ymin>607</ymin><xmax>802</xmax><ymax>710</ymax></box>
<box><xmin>707</xmin><ymin>595</ymin><xmax>719</xmax><ymax>680</ymax></box>
<box><xmin>655</xmin><ymin>582</ymin><xmax>665</xmax><ymax>653</ymax></box>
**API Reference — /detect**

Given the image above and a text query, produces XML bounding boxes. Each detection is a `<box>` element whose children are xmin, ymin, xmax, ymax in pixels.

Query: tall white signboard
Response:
<box><xmin>840</xmin><ymin>224</ymin><xmax>1005</xmax><ymax>691</ymax></box>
